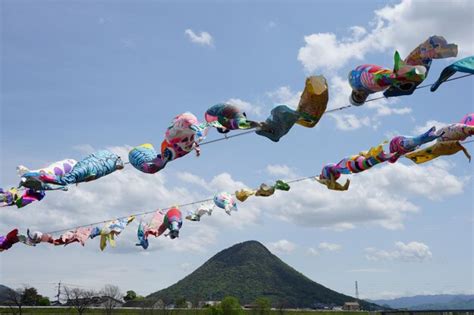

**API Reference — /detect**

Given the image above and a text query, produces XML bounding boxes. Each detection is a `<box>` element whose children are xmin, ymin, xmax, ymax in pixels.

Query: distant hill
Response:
<box><xmin>145</xmin><ymin>240</ymin><xmax>379</xmax><ymax>309</ymax></box>
<box><xmin>372</xmin><ymin>294</ymin><xmax>474</xmax><ymax>310</ymax></box>
<box><xmin>0</xmin><ymin>284</ymin><xmax>15</xmax><ymax>304</ymax></box>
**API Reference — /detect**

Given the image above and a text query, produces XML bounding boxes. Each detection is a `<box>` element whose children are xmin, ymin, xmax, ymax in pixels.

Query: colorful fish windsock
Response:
<box><xmin>23</xmin><ymin>230</ymin><xmax>54</xmax><ymax>246</ymax></box>
<box><xmin>129</xmin><ymin>143</ymin><xmax>168</xmax><ymax>174</ymax></box>
<box><xmin>17</xmin><ymin>159</ymin><xmax>77</xmax><ymax>178</ymax></box>
<box><xmin>22</xmin><ymin>150</ymin><xmax>124</xmax><ymax>189</ymax></box>
<box><xmin>348</xmin><ymin>52</ymin><xmax>426</xmax><ymax>105</ymax></box>
<box><xmin>431</xmin><ymin>56</ymin><xmax>474</xmax><ymax>92</ymax></box>
<box><xmin>274</xmin><ymin>180</ymin><xmax>290</xmax><ymax>191</ymax></box>
<box><xmin>296</xmin><ymin>75</ymin><xmax>328</xmax><ymax>128</ymax></box>
<box><xmin>136</xmin><ymin>210</ymin><xmax>166</xmax><ymax>249</ymax></box>
<box><xmin>460</xmin><ymin>113</ymin><xmax>474</xmax><ymax>127</ymax></box>
<box><xmin>0</xmin><ymin>229</ymin><xmax>20</xmax><ymax>252</ymax></box>
<box><xmin>385</xmin><ymin>35</ymin><xmax>458</xmax><ymax>97</ymax></box>
<box><xmin>0</xmin><ymin>187</ymin><xmax>45</xmax><ymax>208</ymax></box>
<box><xmin>162</xmin><ymin>112</ymin><xmax>207</xmax><ymax>161</ymax></box>
<box><xmin>0</xmin><ymin>188</ymin><xmax>18</xmax><ymax>207</ymax></box>
<box><xmin>405</xmin><ymin>141</ymin><xmax>471</xmax><ymax>164</ymax></box>
<box><xmin>164</xmin><ymin>207</ymin><xmax>183</xmax><ymax>239</ymax></box>
<box><xmin>256</xmin><ymin>105</ymin><xmax>301</xmax><ymax>142</ymax></box>
<box><xmin>389</xmin><ymin>127</ymin><xmax>441</xmax><ymax>162</ymax></box>
<box><xmin>54</xmin><ymin>227</ymin><xmax>92</xmax><ymax>247</ymax></box>
<box><xmin>205</xmin><ymin>104</ymin><xmax>258</xmax><ymax>133</ymax></box>
<box><xmin>235</xmin><ymin>188</ymin><xmax>256</xmax><ymax>202</ymax></box>
<box><xmin>213</xmin><ymin>192</ymin><xmax>238</xmax><ymax>215</ymax></box>
<box><xmin>255</xmin><ymin>183</ymin><xmax>275</xmax><ymax>197</ymax></box>
<box><xmin>348</xmin><ymin>36</ymin><xmax>457</xmax><ymax>105</ymax></box>
<box><xmin>317</xmin><ymin>142</ymin><xmax>394</xmax><ymax>191</ymax></box>
<box><xmin>436</xmin><ymin>122</ymin><xmax>474</xmax><ymax>142</ymax></box>
<box><xmin>90</xmin><ymin>216</ymin><xmax>135</xmax><ymax>251</ymax></box>
<box><xmin>185</xmin><ymin>204</ymin><xmax>214</xmax><ymax>222</ymax></box>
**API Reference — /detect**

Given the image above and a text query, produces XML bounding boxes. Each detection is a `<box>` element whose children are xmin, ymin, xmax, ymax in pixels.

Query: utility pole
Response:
<box><xmin>55</xmin><ymin>281</ymin><xmax>61</xmax><ymax>305</ymax></box>
<box><xmin>355</xmin><ymin>281</ymin><xmax>359</xmax><ymax>300</ymax></box>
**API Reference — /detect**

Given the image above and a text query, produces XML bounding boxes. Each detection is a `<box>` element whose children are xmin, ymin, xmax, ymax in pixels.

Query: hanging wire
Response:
<box><xmin>43</xmin><ymin>174</ymin><xmax>318</xmax><ymax>235</ymax></box>
<box><xmin>18</xmin><ymin>73</ymin><xmax>474</xmax><ymax>236</ymax></box>
<box><xmin>196</xmin><ymin>73</ymin><xmax>474</xmax><ymax>144</ymax></box>
<box><xmin>40</xmin><ymin>131</ymin><xmax>473</xmax><ymax>238</ymax></box>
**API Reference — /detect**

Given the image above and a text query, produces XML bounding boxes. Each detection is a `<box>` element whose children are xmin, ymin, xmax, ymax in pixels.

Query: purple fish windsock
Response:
<box><xmin>389</xmin><ymin>127</ymin><xmax>440</xmax><ymax>162</ymax></box>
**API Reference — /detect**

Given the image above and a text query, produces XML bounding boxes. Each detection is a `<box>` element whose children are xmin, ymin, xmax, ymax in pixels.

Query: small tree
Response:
<box><xmin>175</xmin><ymin>297</ymin><xmax>187</xmax><ymax>308</ymax></box>
<box><xmin>63</xmin><ymin>286</ymin><xmax>97</xmax><ymax>315</ymax></box>
<box><xmin>220</xmin><ymin>296</ymin><xmax>242</xmax><ymax>315</ymax></box>
<box><xmin>101</xmin><ymin>284</ymin><xmax>123</xmax><ymax>315</ymax></box>
<box><xmin>254</xmin><ymin>297</ymin><xmax>271</xmax><ymax>315</ymax></box>
<box><xmin>38</xmin><ymin>296</ymin><xmax>51</xmax><ymax>306</ymax></box>
<box><xmin>21</xmin><ymin>287</ymin><xmax>41</xmax><ymax>306</ymax></box>
<box><xmin>5</xmin><ymin>288</ymin><xmax>24</xmax><ymax>315</ymax></box>
<box><xmin>124</xmin><ymin>290</ymin><xmax>137</xmax><ymax>302</ymax></box>
<box><xmin>276</xmin><ymin>299</ymin><xmax>287</xmax><ymax>315</ymax></box>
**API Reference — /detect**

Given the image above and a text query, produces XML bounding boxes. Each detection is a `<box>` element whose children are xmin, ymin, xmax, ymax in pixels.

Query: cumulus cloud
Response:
<box><xmin>266</xmin><ymin>239</ymin><xmax>296</xmax><ymax>255</ymax></box>
<box><xmin>413</xmin><ymin>120</ymin><xmax>448</xmax><ymax>135</ymax></box>
<box><xmin>365</xmin><ymin>241</ymin><xmax>433</xmax><ymax>262</ymax></box>
<box><xmin>184</xmin><ymin>29</ymin><xmax>213</xmax><ymax>46</ymax></box>
<box><xmin>265</xmin><ymin>164</ymin><xmax>297</xmax><ymax>178</ymax></box>
<box><xmin>4</xmin><ymin>151</ymin><xmax>467</xmax><ymax>255</ymax></box>
<box><xmin>226</xmin><ymin>98</ymin><xmax>263</xmax><ymax>117</ymax></box>
<box><xmin>297</xmin><ymin>0</ymin><xmax>473</xmax><ymax>73</ymax></box>
<box><xmin>318</xmin><ymin>242</ymin><xmax>342</xmax><ymax>252</ymax></box>
<box><xmin>325</xmin><ymin>75</ymin><xmax>412</xmax><ymax>131</ymax></box>
<box><xmin>306</xmin><ymin>247</ymin><xmax>319</xmax><ymax>256</ymax></box>
<box><xmin>257</xmin><ymin>160</ymin><xmax>467</xmax><ymax>230</ymax></box>
<box><xmin>266</xmin><ymin>86</ymin><xmax>301</xmax><ymax>108</ymax></box>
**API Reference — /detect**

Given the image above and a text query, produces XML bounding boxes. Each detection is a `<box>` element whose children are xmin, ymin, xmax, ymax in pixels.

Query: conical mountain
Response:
<box><xmin>147</xmin><ymin>240</ymin><xmax>377</xmax><ymax>309</ymax></box>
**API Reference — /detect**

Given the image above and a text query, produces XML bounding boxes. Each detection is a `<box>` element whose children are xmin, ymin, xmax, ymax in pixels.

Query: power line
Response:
<box><xmin>192</xmin><ymin>73</ymin><xmax>474</xmax><ymax>145</ymax></box>
<box><xmin>16</xmin><ymin>73</ymin><xmax>474</xmax><ymax>237</ymax></box>
<box><xmin>44</xmin><ymin>174</ymin><xmax>317</xmax><ymax>235</ymax></box>
<box><xmin>39</xmin><ymin>132</ymin><xmax>474</xmax><ymax>237</ymax></box>
<box><xmin>102</xmin><ymin>74</ymin><xmax>474</xmax><ymax>165</ymax></box>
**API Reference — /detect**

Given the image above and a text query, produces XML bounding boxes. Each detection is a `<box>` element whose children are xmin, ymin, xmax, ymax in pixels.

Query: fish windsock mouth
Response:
<box><xmin>169</xmin><ymin>230</ymin><xmax>179</xmax><ymax>239</ymax></box>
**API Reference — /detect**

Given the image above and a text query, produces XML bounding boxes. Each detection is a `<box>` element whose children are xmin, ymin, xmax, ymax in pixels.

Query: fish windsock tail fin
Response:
<box><xmin>16</xmin><ymin>165</ymin><xmax>30</xmax><ymax>176</ymax></box>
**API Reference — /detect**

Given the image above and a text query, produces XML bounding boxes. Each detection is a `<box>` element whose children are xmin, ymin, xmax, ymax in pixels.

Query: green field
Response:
<box><xmin>0</xmin><ymin>308</ymin><xmax>372</xmax><ymax>315</ymax></box>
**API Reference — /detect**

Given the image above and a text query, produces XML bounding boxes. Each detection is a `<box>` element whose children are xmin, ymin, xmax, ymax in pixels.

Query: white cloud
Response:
<box><xmin>306</xmin><ymin>247</ymin><xmax>319</xmax><ymax>256</ymax></box>
<box><xmin>266</xmin><ymin>239</ymin><xmax>296</xmax><ymax>255</ymax></box>
<box><xmin>330</xmin><ymin>113</ymin><xmax>372</xmax><ymax>131</ymax></box>
<box><xmin>177</xmin><ymin>171</ymin><xmax>210</xmax><ymax>191</ymax></box>
<box><xmin>171</xmin><ymin>224</ymin><xmax>218</xmax><ymax>253</ymax></box>
<box><xmin>184</xmin><ymin>29</ymin><xmax>213</xmax><ymax>46</ymax></box>
<box><xmin>365</xmin><ymin>241</ymin><xmax>433</xmax><ymax>262</ymax></box>
<box><xmin>413</xmin><ymin>120</ymin><xmax>448</xmax><ymax>135</ymax></box>
<box><xmin>297</xmin><ymin>0</ymin><xmax>473</xmax><ymax>73</ymax></box>
<box><xmin>265</xmin><ymin>21</ymin><xmax>277</xmax><ymax>30</ymax></box>
<box><xmin>226</xmin><ymin>98</ymin><xmax>262</xmax><ymax>117</ymax></box>
<box><xmin>318</xmin><ymin>242</ymin><xmax>342</xmax><ymax>252</ymax></box>
<box><xmin>257</xmin><ymin>160</ymin><xmax>467</xmax><ymax>230</ymax></box>
<box><xmin>265</xmin><ymin>164</ymin><xmax>296</xmax><ymax>178</ymax></box>
<box><xmin>266</xmin><ymin>86</ymin><xmax>301</xmax><ymax>108</ymax></box>
<box><xmin>3</xmin><ymin>147</ymin><xmax>467</xmax><ymax>254</ymax></box>
<box><xmin>347</xmin><ymin>268</ymin><xmax>390</xmax><ymax>273</ymax></box>
<box><xmin>349</xmin><ymin>26</ymin><xmax>367</xmax><ymax>40</ymax></box>
<box><xmin>325</xmin><ymin>75</ymin><xmax>411</xmax><ymax>131</ymax></box>
<box><xmin>365</xmin><ymin>101</ymin><xmax>412</xmax><ymax>117</ymax></box>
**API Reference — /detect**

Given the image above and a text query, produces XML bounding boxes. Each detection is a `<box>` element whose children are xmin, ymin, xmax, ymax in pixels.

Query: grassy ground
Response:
<box><xmin>0</xmin><ymin>308</ymin><xmax>372</xmax><ymax>315</ymax></box>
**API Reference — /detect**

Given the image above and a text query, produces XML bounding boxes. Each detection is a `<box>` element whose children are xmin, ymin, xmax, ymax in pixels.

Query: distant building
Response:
<box><xmin>243</xmin><ymin>304</ymin><xmax>258</xmax><ymax>309</ymax></box>
<box><xmin>153</xmin><ymin>299</ymin><xmax>165</xmax><ymax>309</ymax></box>
<box><xmin>63</xmin><ymin>296</ymin><xmax>123</xmax><ymax>308</ymax></box>
<box><xmin>198</xmin><ymin>300</ymin><xmax>220</xmax><ymax>308</ymax></box>
<box><xmin>343</xmin><ymin>301</ymin><xmax>360</xmax><ymax>311</ymax></box>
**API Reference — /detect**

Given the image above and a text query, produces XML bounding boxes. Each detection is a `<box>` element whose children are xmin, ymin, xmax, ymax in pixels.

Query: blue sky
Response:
<box><xmin>1</xmin><ymin>0</ymin><xmax>473</xmax><ymax>301</ymax></box>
